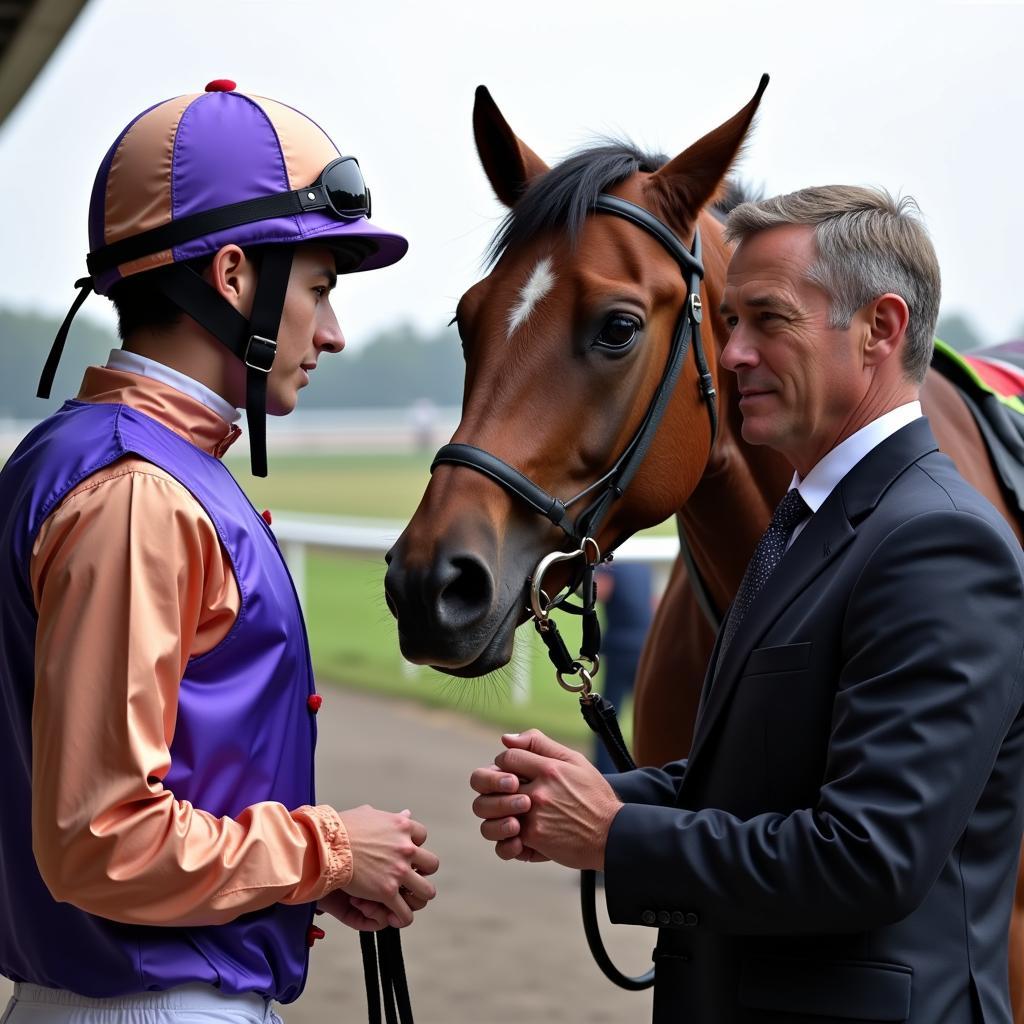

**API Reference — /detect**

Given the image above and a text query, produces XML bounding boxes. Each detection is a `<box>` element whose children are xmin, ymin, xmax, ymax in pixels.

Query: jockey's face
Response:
<box><xmin>265</xmin><ymin>244</ymin><xmax>346</xmax><ymax>416</ymax></box>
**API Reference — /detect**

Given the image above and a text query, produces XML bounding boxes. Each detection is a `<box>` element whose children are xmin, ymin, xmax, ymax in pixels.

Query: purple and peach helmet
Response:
<box><xmin>40</xmin><ymin>80</ymin><xmax>409</xmax><ymax>475</ymax></box>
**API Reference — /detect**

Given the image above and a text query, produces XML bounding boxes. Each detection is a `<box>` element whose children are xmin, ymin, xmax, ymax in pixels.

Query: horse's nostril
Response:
<box><xmin>437</xmin><ymin>555</ymin><xmax>494</xmax><ymax>628</ymax></box>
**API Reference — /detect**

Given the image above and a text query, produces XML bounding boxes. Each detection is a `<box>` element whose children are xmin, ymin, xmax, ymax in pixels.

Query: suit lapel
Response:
<box><xmin>686</xmin><ymin>502</ymin><xmax>855</xmax><ymax>771</ymax></box>
<box><xmin>684</xmin><ymin>418</ymin><xmax>940</xmax><ymax>777</ymax></box>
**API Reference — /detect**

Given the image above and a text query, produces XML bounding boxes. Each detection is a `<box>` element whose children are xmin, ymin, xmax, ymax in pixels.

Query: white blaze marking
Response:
<box><xmin>506</xmin><ymin>257</ymin><xmax>555</xmax><ymax>338</ymax></box>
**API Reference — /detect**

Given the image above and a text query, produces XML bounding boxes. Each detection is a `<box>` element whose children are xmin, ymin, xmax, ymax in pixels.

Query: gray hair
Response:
<box><xmin>723</xmin><ymin>185</ymin><xmax>941</xmax><ymax>383</ymax></box>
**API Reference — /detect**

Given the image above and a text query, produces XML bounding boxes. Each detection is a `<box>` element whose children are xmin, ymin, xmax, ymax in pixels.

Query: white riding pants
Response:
<box><xmin>0</xmin><ymin>984</ymin><xmax>284</xmax><ymax>1024</ymax></box>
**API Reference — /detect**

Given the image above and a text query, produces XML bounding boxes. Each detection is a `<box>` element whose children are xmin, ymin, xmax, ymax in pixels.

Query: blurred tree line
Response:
<box><xmin>0</xmin><ymin>307</ymin><xmax>465</xmax><ymax>419</ymax></box>
<box><xmin>1</xmin><ymin>305</ymin><xmax>1020</xmax><ymax>421</ymax></box>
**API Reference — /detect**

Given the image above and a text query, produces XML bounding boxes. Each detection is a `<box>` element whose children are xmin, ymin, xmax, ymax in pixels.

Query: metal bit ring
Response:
<box><xmin>557</xmin><ymin>665</ymin><xmax>593</xmax><ymax>695</ymax></box>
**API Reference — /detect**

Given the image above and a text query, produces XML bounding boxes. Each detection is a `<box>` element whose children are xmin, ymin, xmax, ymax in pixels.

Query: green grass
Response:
<box><xmin>225</xmin><ymin>451</ymin><xmax>651</xmax><ymax>743</ymax></box>
<box><xmin>227</xmin><ymin>452</ymin><xmax>434</xmax><ymax>520</ymax></box>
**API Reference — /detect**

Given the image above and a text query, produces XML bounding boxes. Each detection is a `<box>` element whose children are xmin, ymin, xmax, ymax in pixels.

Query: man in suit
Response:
<box><xmin>470</xmin><ymin>185</ymin><xmax>1024</xmax><ymax>1022</ymax></box>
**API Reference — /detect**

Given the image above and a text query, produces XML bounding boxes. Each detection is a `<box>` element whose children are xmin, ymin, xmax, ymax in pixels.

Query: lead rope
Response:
<box><xmin>530</xmin><ymin>547</ymin><xmax>655</xmax><ymax>990</ymax></box>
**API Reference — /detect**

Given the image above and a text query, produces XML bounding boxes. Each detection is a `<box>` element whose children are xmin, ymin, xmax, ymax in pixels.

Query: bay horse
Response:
<box><xmin>383</xmin><ymin>81</ymin><xmax>1024</xmax><ymax>1017</ymax></box>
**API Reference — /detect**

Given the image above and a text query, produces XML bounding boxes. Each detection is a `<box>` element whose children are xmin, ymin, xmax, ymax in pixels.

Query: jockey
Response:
<box><xmin>0</xmin><ymin>81</ymin><xmax>438</xmax><ymax>1023</ymax></box>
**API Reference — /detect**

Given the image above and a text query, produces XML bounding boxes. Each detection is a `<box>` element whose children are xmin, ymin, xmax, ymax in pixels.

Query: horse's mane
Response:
<box><xmin>486</xmin><ymin>138</ymin><xmax>755</xmax><ymax>264</ymax></box>
<box><xmin>711</xmin><ymin>179</ymin><xmax>759</xmax><ymax>223</ymax></box>
<box><xmin>486</xmin><ymin>140</ymin><xmax>667</xmax><ymax>266</ymax></box>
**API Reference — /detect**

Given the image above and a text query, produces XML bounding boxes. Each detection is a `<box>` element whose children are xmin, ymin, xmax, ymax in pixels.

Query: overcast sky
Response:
<box><xmin>1</xmin><ymin>0</ymin><xmax>1022</xmax><ymax>349</ymax></box>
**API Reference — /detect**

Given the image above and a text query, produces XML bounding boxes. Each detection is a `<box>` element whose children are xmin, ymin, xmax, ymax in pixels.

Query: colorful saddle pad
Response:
<box><xmin>932</xmin><ymin>338</ymin><xmax>1024</xmax><ymax>527</ymax></box>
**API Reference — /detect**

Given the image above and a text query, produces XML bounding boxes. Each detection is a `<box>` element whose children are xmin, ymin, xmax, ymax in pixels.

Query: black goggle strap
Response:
<box><xmin>37</xmin><ymin>277</ymin><xmax>94</xmax><ymax>399</ymax></box>
<box><xmin>87</xmin><ymin>159</ymin><xmax>367</xmax><ymax>277</ymax></box>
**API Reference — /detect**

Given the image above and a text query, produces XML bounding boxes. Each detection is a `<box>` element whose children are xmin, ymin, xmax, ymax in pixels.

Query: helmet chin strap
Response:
<box><xmin>37</xmin><ymin>247</ymin><xmax>296</xmax><ymax>478</ymax></box>
<box><xmin>146</xmin><ymin>245</ymin><xmax>295</xmax><ymax>477</ymax></box>
<box><xmin>37</xmin><ymin>278</ymin><xmax>95</xmax><ymax>401</ymax></box>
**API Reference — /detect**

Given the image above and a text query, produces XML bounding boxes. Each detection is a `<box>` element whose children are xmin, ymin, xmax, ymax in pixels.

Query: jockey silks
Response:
<box><xmin>0</xmin><ymin>400</ymin><xmax>318</xmax><ymax>1000</ymax></box>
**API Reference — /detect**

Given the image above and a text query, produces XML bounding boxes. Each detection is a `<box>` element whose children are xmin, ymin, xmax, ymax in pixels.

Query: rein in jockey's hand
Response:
<box><xmin>339</xmin><ymin>806</ymin><xmax>439</xmax><ymax>928</ymax></box>
<box><xmin>470</xmin><ymin>730</ymin><xmax>623</xmax><ymax>871</ymax></box>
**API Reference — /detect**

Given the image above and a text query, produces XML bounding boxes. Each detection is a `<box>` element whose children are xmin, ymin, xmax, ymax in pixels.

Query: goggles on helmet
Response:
<box><xmin>314</xmin><ymin>156</ymin><xmax>372</xmax><ymax>221</ymax></box>
<box><xmin>87</xmin><ymin>156</ymin><xmax>372</xmax><ymax>277</ymax></box>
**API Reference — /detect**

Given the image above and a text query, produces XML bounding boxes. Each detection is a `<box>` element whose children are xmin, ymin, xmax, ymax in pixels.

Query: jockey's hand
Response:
<box><xmin>339</xmin><ymin>806</ymin><xmax>439</xmax><ymax>928</ymax></box>
<box><xmin>317</xmin><ymin>889</ymin><xmax>390</xmax><ymax>931</ymax></box>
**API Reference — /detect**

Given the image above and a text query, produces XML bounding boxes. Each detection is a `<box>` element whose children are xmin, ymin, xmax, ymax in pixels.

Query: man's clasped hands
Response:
<box><xmin>321</xmin><ymin>729</ymin><xmax>621</xmax><ymax>933</ymax></box>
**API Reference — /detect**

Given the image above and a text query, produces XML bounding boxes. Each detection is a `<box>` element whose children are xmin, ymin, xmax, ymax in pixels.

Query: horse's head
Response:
<box><xmin>385</xmin><ymin>79</ymin><xmax>767</xmax><ymax>675</ymax></box>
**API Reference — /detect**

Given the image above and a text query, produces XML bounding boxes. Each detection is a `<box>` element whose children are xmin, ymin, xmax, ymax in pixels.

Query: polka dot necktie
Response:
<box><xmin>718</xmin><ymin>487</ymin><xmax>811</xmax><ymax>661</ymax></box>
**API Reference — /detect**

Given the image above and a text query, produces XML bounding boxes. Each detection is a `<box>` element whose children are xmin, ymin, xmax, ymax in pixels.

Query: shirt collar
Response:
<box><xmin>77</xmin><ymin>352</ymin><xmax>242</xmax><ymax>458</ymax></box>
<box><xmin>105</xmin><ymin>349</ymin><xmax>241</xmax><ymax>424</ymax></box>
<box><xmin>793</xmin><ymin>401</ymin><xmax>923</xmax><ymax>513</ymax></box>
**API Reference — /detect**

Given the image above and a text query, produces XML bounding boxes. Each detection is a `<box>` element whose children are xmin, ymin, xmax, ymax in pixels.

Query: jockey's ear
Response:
<box><xmin>473</xmin><ymin>85</ymin><xmax>550</xmax><ymax>208</ymax></box>
<box><xmin>649</xmin><ymin>74</ymin><xmax>769</xmax><ymax>230</ymax></box>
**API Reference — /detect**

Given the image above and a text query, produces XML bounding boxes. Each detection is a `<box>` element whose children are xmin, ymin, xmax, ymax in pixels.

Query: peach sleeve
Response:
<box><xmin>29</xmin><ymin>459</ymin><xmax>353</xmax><ymax>927</ymax></box>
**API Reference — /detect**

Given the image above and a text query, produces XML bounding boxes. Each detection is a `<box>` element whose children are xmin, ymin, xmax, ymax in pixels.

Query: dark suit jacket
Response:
<box><xmin>605</xmin><ymin>419</ymin><xmax>1024</xmax><ymax>1023</ymax></box>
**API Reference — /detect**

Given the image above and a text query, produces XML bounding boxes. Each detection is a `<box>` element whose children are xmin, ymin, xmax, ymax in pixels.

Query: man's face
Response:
<box><xmin>719</xmin><ymin>224</ymin><xmax>867</xmax><ymax>475</ymax></box>
<box><xmin>266</xmin><ymin>244</ymin><xmax>345</xmax><ymax>415</ymax></box>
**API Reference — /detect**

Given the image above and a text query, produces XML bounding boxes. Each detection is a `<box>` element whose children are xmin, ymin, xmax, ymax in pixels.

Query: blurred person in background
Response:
<box><xmin>0</xmin><ymin>82</ymin><xmax>438</xmax><ymax>1023</ymax></box>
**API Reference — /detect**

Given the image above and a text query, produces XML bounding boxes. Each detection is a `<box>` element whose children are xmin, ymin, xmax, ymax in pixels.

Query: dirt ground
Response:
<box><xmin>1</xmin><ymin>687</ymin><xmax>655</xmax><ymax>1023</ymax></box>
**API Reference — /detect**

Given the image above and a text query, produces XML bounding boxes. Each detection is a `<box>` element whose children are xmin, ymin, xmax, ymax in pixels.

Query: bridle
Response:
<box><xmin>432</xmin><ymin>193</ymin><xmax>717</xmax><ymax>552</ymax></box>
<box><xmin>429</xmin><ymin>193</ymin><xmax>721</xmax><ymax>991</ymax></box>
<box><xmin>432</xmin><ymin>193</ymin><xmax>719</xmax><ymax>663</ymax></box>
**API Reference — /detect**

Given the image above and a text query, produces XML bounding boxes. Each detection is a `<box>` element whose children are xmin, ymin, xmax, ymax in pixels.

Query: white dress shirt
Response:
<box><xmin>788</xmin><ymin>401</ymin><xmax>923</xmax><ymax>546</ymax></box>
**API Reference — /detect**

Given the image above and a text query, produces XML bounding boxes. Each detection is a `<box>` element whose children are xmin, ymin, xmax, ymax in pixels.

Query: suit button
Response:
<box><xmin>670</xmin><ymin>911</ymin><xmax>685</xmax><ymax>926</ymax></box>
<box><xmin>261</xmin><ymin>508</ymin><xmax>273</xmax><ymax>525</ymax></box>
<box><xmin>641</xmin><ymin>910</ymin><xmax>656</xmax><ymax>925</ymax></box>
<box><xmin>684</xmin><ymin>912</ymin><xmax>699</xmax><ymax>927</ymax></box>
<box><xmin>307</xmin><ymin>694</ymin><xmax>323</xmax><ymax>713</ymax></box>
<box><xmin>657</xmin><ymin>911</ymin><xmax>671</xmax><ymax>925</ymax></box>
<box><xmin>306</xmin><ymin>924</ymin><xmax>326</xmax><ymax>947</ymax></box>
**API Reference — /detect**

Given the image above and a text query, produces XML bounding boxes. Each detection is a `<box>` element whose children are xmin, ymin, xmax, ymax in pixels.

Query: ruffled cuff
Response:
<box><xmin>295</xmin><ymin>804</ymin><xmax>353</xmax><ymax>898</ymax></box>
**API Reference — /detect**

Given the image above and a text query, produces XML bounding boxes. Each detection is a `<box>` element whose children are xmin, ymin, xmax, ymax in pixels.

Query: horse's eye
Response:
<box><xmin>596</xmin><ymin>314</ymin><xmax>641</xmax><ymax>352</ymax></box>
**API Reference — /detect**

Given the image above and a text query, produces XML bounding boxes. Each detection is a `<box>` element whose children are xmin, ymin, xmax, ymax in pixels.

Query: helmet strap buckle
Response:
<box><xmin>245</xmin><ymin>334</ymin><xmax>277</xmax><ymax>373</ymax></box>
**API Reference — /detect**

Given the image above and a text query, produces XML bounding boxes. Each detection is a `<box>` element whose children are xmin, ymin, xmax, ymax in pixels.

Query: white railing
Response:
<box><xmin>272</xmin><ymin>513</ymin><xmax>680</xmax><ymax>704</ymax></box>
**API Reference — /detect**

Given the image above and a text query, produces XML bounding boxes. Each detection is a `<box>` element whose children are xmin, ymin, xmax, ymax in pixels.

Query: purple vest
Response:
<box><xmin>0</xmin><ymin>400</ymin><xmax>318</xmax><ymax>1001</ymax></box>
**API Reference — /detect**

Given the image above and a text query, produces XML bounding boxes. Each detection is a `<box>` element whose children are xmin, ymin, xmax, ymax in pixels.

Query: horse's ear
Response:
<box><xmin>473</xmin><ymin>85</ymin><xmax>550</xmax><ymax>208</ymax></box>
<box><xmin>651</xmin><ymin>74</ymin><xmax>769</xmax><ymax>223</ymax></box>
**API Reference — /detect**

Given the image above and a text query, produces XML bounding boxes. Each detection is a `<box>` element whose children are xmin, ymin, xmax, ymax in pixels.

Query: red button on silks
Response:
<box><xmin>307</xmin><ymin>694</ymin><xmax>323</xmax><ymax>713</ymax></box>
<box><xmin>261</xmin><ymin>509</ymin><xmax>272</xmax><ymax>525</ymax></box>
<box><xmin>205</xmin><ymin>79</ymin><xmax>237</xmax><ymax>92</ymax></box>
<box><xmin>306</xmin><ymin>925</ymin><xmax>326</xmax><ymax>947</ymax></box>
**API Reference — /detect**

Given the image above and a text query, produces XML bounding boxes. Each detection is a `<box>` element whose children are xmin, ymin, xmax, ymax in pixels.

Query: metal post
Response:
<box><xmin>282</xmin><ymin>540</ymin><xmax>307</xmax><ymax>611</ymax></box>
